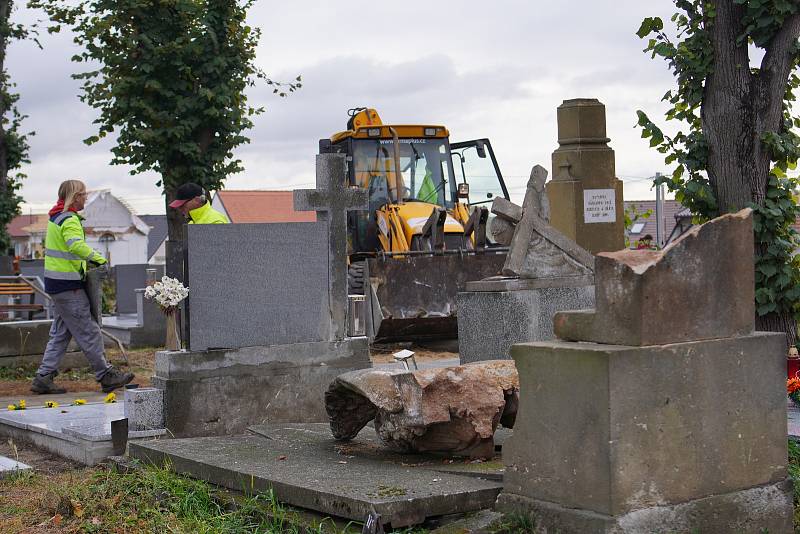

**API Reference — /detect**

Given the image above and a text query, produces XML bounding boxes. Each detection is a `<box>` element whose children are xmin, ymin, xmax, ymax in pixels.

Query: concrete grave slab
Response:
<box><xmin>248</xmin><ymin>423</ymin><xmax>507</xmax><ymax>481</ymax></box>
<box><xmin>0</xmin><ymin>320</ymin><xmax>77</xmax><ymax>360</ymax></box>
<box><xmin>0</xmin><ymin>455</ymin><xmax>32</xmax><ymax>479</ymax></box>
<box><xmin>130</xmin><ymin>425</ymin><xmax>502</xmax><ymax>528</ymax></box>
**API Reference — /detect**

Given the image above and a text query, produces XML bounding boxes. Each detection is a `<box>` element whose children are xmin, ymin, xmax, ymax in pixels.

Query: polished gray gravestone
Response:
<box><xmin>0</xmin><ymin>402</ymin><xmax>165</xmax><ymax>465</ymax></box>
<box><xmin>294</xmin><ymin>154</ymin><xmax>368</xmax><ymax>340</ymax></box>
<box><xmin>158</xmin><ymin>154</ymin><xmax>371</xmax><ymax>436</ymax></box>
<box><xmin>185</xmin><ymin>222</ymin><xmax>331</xmax><ymax>350</ymax></box>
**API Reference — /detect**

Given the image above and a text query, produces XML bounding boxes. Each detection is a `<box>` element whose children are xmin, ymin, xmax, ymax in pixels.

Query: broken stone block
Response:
<box><xmin>497</xmin><ymin>208</ymin><xmax>792</xmax><ymax>533</ymax></box>
<box><xmin>554</xmin><ymin>208</ymin><xmax>755</xmax><ymax>346</ymax></box>
<box><xmin>325</xmin><ymin>360</ymin><xmax>518</xmax><ymax>458</ymax></box>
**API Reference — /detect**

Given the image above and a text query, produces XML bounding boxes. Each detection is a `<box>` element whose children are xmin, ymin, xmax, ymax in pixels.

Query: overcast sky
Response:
<box><xmin>12</xmin><ymin>0</ymin><xmax>678</xmax><ymax>215</ymax></box>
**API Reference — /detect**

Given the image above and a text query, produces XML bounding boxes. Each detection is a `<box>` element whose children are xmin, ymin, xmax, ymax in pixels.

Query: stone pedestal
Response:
<box><xmin>152</xmin><ymin>338</ymin><xmax>370</xmax><ymax>437</ymax></box>
<box><xmin>458</xmin><ymin>279</ymin><xmax>593</xmax><ymax>363</ymax></box>
<box><xmin>496</xmin><ymin>334</ymin><xmax>792</xmax><ymax>533</ymax></box>
<box><xmin>546</xmin><ymin>98</ymin><xmax>624</xmax><ymax>254</ymax></box>
<box><xmin>496</xmin><ymin>209</ymin><xmax>793</xmax><ymax>533</ymax></box>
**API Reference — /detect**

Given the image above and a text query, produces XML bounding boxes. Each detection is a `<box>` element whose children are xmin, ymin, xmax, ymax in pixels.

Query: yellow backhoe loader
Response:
<box><xmin>319</xmin><ymin>108</ymin><xmax>510</xmax><ymax>341</ymax></box>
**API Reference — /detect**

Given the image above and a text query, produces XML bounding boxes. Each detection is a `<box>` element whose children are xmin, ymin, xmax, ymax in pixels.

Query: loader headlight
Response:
<box><xmin>367</xmin><ymin>128</ymin><xmax>381</xmax><ymax>137</ymax></box>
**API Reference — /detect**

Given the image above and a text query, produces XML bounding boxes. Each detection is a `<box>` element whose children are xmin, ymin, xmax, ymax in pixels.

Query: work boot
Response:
<box><xmin>99</xmin><ymin>367</ymin><xmax>134</xmax><ymax>393</ymax></box>
<box><xmin>30</xmin><ymin>371</ymin><xmax>67</xmax><ymax>394</ymax></box>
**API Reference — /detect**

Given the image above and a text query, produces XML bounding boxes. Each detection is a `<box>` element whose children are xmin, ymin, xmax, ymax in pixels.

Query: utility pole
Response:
<box><xmin>654</xmin><ymin>172</ymin><xmax>664</xmax><ymax>248</ymax></box>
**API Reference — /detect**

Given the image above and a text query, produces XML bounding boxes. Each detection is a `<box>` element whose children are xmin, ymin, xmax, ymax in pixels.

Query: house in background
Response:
<box><xmin>212</xmin><ymin>190</ymin><xmax>316</xmax><ymax>223</ymax></box>
<box><xmin>624</xmin><ymin>199</ymin><xmax>693</xmax><ymax>249</ymax></box>
<box><xmin>80</xmin><ymin>190</ymin><xmax>152</xmax><ymax>265</ymax></box>
<box><xmin>139</xmin><ymin>214</ymin><xmax>168</xmax><ymax>265</ymax></box>
<box><xmin>8</xmin><ymin>213</ymin><xmax>48</xmax><ymax>258</ymax></box>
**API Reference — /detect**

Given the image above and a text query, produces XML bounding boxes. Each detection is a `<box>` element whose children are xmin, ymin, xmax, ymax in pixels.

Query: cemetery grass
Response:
<box><xmin>0</xmin><ymin>457</ymin><xmax>433</xmax><ymax>534</ymax></box>
<box><xmin>0</xmin><ymin>347</ymin><xmax>157</xmax><ymax>397</ymax></box>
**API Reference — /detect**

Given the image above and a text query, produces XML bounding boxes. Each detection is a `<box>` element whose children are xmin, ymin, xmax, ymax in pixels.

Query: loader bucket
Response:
<box><xmin>366</xmin><ymin>252</ymin><xmax>506</xmax><ymax>342</ymax></box>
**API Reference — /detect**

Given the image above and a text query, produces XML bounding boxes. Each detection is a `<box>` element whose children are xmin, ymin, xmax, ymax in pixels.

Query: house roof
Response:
<box><xmin>7</xmin><ymin>213</ymin><xmax>48</xmax><ymax>238</ymax></box>
<box><xmin>139</xmin><ymin>214</ymin><xmax>168</xmax><ymax>260</ymax></box>
<box><xmin>214</xmin><ymin>190</ymin><xmax>317</xmax><ymax>223</ymax></box>
<box><xmin>624</xmin><ymin>200</ymin><xmax>689</xmax><ymax>246</ymax></box>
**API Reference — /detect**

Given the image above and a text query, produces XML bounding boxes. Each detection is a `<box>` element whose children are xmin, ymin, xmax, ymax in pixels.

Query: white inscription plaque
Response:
<box><xmin>583</xmin><ymin>189</ymin><xmax>616</xmax><ymax>223</ymax></box>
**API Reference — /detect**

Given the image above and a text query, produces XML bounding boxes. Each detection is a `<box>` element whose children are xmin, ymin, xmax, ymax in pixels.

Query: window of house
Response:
<box><xmin>630</xmin><ymin>222</ymin><xmax>646</xmax><ymax>234</ymax></box>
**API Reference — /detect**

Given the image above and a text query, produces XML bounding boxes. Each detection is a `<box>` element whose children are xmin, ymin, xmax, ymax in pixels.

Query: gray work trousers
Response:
<box><xmin>38</xmin><ymin>289</ymin><xmax>111</xmax><ymax>380</ymax></box>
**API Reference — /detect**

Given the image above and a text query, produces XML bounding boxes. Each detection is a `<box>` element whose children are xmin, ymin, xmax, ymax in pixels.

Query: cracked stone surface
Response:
<box><xmin>325</xmin><ymin>360</ymin><xmax>518</xmax><ymax>458</ymax></box>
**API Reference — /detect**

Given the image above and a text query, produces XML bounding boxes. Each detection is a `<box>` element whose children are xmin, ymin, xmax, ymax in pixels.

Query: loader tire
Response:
<box><xmin>347</xmin><ymin>261</ymin><xmax>366</xmax><ymax>295</ymax></box>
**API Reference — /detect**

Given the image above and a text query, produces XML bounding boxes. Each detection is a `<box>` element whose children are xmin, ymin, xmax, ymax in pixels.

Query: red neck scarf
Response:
<box><xmin>48</xmin><ymin>199</ymin><xmax>79</xmax><ymax>217</ymax></box>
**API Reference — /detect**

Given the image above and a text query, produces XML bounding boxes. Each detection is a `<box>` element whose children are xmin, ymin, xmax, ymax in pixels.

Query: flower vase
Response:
<box><xmin>165</xmin><ymin>311</ymin><xmax>181</xmax><ymax>351</ymax></box>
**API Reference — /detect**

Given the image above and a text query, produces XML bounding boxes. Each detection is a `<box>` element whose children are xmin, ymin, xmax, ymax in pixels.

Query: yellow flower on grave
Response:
<box><xmin>7</xmin><ymin>404</ymin><xmax>15</xmax><ymax>411</ymax></box>
<box><xmin>104</xmin><ymin>393</ymin><xmax>116</xmax><ymax>404</ymax></box>
<box><xmin>73</xmin><ymin>399</ymin><xmax>86</xmax><ymax>406</ymax></box>
<box><xmin>18</xmin><ymin>399</ymin><xmax>25</xmax><ymax>409</ymax></box>
<box><xmin>45</xmin><ymin>401</ymin><xmax>59</xmax><ymax>408</ymax></box>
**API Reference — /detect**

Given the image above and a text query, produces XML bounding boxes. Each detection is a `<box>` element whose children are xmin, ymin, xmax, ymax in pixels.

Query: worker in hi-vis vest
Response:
<box><xmin>32</xmin><ymin>179</ymin><xmax>134</xmax><ymax>395</ymax></box>
<box><xmin>168</xmin><ymin>182</ymin><xmax>229</xmax><ymax>224</ymax></box>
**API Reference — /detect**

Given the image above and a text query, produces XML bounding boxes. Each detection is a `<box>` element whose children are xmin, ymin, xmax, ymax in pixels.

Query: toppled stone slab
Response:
<box><xmin>325</xmin><ymin>361</ymin><xmax>518</xmax><ymax>458</ymax></box>
<box><xmin>248</xmin><ymin>423</ymin><xmax>508</xmax><ymax>481</ymax></box>
<box><xmin>130</xmin><ymin>426</ymin><xmax>503</xmax><ymax>528</ymax></box>
<box><xmin>555</xmin><ymin>208</ymin><xmax>755</xmax><ymax>346</ymax></box>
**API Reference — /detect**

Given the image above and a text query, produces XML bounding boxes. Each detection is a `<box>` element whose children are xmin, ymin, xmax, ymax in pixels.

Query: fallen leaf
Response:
<box><xmin>53</xmin><ymin>514</ymin><xmax>63</xmax><ymax>526</ymax></box>
<box><xmin>277</xmin><ymin>455</ymin><xmax>287</xmax><ymax>460</ymax></box>
<box><xmin>71</xmin><ymin>499</ymin><xmax>83</xmax><ymax>518</ymax></box>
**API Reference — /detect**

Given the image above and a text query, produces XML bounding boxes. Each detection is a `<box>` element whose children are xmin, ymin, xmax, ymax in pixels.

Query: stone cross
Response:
<box><xmin>294</xmin><ymin>154</ymin><xmax>369</xmax><ymax>339</ymax></box>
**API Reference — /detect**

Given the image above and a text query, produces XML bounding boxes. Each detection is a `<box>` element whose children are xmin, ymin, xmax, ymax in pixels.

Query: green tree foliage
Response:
<box><xmin>30</xmin><ymin>0</ymin><xmax>299</xmax><ymax>273</ymax></box>
<box><xmin>31</xmin><ymin>0</ymin><xmax>298</xmax><ymax>193</ymax></box>
<box><xmin>636</xmin><ymin>1</ymin><xmax>800</xmax><ymax>344</ymax></box>
<box><xmin>0</xmin><ymin>0</ymin><xmax>34</xmax><ymax>254</ymax></box>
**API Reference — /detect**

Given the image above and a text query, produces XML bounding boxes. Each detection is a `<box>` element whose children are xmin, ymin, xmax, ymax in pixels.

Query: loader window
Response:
<box><xmin>351</xmin><ymin>139</ymin><xmax>454</xmax><ymax>208</ymax></box>
<box><xmin>451</xmin><ymin>139</ymin><xmax>509</xmax><ymax>206</ymax></box>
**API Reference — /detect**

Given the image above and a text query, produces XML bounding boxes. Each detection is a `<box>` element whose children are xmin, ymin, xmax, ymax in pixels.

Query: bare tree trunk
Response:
<box><xmin>703</xmin><ymin>2</ymin><xmax>800</xmax><ymax>349</ymax></box>
<box><xmin>165</xmin><ymin>187</ymin><xmax>185</xmax><ymax>281</ymax></box>
<box><xmin>757</xmin><ymin>312</ymin><xmax>797</xmax><ymax>349</ymax></box>
<box><xmin>703</xmin><ymin>0</ymin><xmax>757</xmax><ymax>214</ymax></box>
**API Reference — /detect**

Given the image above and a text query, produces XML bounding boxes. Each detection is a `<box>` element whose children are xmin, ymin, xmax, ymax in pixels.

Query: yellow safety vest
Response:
<box><xmin>188</xmin><ymin>201</ymin><xmax>229</xmax><ymax>224</ymax></box>
<box><xmin>44</xmin><ymin>211</ymin><xmax>106</xmax><ymax>293</ymax></box>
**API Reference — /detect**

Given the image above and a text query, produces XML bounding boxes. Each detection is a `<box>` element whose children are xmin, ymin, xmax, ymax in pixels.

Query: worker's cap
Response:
<box><xmin>168</xmin><ymin>183</ymin><xmax>204</xmax><ymax>208</ymax></box>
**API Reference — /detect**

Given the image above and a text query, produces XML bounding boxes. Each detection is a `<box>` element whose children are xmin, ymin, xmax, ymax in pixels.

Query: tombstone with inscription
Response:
<box><xmin>497</xmin><ymin>209</ymin><xmax>793</xmax><ymax>533</ymax></box>
<box><xmin>457</xmin><ymin>165</ymin><xmax>595</xmax><ymax>363</ymax></box>
<box><xmin>546</xmin><ymin>98</ymin><xmax>625</xmax><ymax>254</ymax></box>
<box><xmin>152</xmin><ymin>154</ymin><xmax>371</xmax><ymax>437</ymax></box>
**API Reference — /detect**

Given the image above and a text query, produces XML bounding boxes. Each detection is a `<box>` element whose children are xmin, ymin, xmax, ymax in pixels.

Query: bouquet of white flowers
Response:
<box><xmin>144</xmin><ymin>276</ymin><xmax>189</xmax><ymax>313</ymax></box>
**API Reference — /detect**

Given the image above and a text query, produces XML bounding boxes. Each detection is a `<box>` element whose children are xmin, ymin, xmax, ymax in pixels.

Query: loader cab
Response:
<box><xmin>450</xmin><ymin>138</ymin><xmax>510</xmax><ymax>206</ymax></box>
<box><xmin>321</xmin><ymin>126</ymin><xmax>460</xmax><ymax>254</ymax></box>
